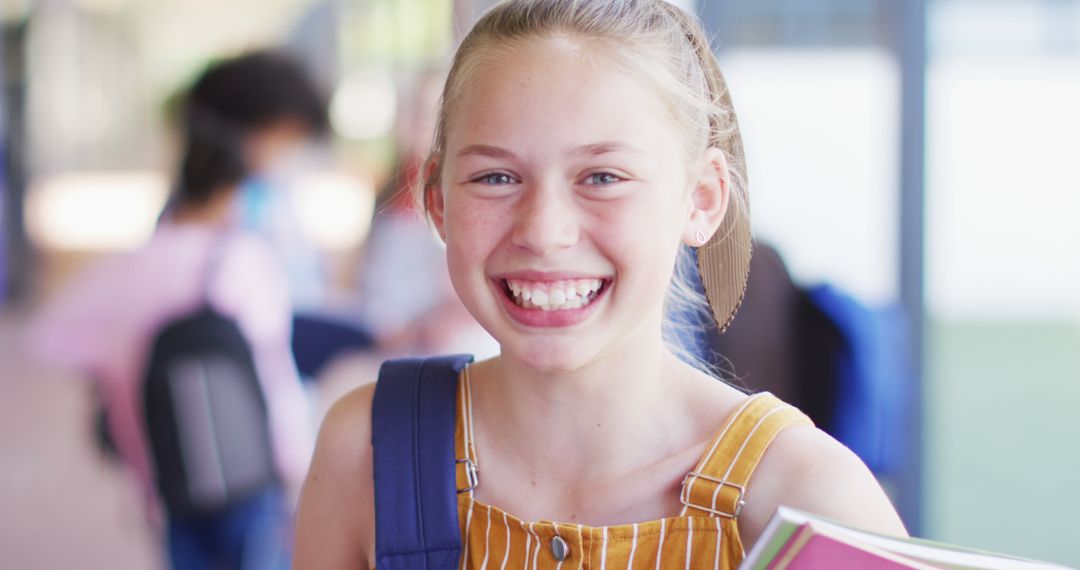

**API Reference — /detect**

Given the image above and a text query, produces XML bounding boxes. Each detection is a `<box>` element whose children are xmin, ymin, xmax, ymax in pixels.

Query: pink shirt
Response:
<box><xmin>28</xmin><ymin>224</ymin><xmax>313</xmax><ymax>511</ymax></box>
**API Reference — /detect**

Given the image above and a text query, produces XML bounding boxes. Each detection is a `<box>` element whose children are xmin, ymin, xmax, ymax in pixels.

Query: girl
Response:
<box><xmin>294</xmin><ymin>0</ymin><xmax>906</xmax><ymax>568</ymax></box>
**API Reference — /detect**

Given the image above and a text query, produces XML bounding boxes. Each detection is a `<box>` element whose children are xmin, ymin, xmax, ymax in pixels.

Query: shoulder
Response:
<box><xmin>312</xmin><ymin>382</ymin><xmax>376</xmax><ymax>463</ymax></box>
<box><xmin>738</xmin><ymin>418</ymin><xmax>907</xmax><ymax>549</ymax></box>
<box><xmin>294</xmin><ymin>383</ymin><xmax>377</xmax><ymax>570</ymax></box>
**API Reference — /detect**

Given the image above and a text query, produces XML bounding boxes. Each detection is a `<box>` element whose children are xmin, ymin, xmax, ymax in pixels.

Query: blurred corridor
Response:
<box><xmin>1</xmin><ymin>311</ymin><xmax>160</xmax><ymax>569</ymax></box>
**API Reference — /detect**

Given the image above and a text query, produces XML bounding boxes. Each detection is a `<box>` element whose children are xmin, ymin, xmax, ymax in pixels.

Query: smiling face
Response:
<box><xmin>429</xmin><ymin>36</ymin><xmax>705</xmax><ymax>372</ymax></box>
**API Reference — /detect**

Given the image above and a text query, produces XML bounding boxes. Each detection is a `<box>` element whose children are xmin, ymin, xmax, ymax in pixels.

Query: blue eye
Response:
<box><xmin>473</xmin><ymin>172</ymin><xmax>516</xmax><ymax>185</ymax></box>
<box><xmin>584</xmin><ymin>172</ymin><xmax>622</xmax><ymax>186</ymax></box>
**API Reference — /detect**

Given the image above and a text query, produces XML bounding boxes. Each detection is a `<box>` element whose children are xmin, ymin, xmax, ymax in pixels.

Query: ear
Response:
<box><xmin>683</xmin><ymin>147</ymin><xmax>731</xmax><ymax>247</ymax></box>
<box><xmin>423</xmin><ymin>157</ymin><xmax>447</xmax><ymax>241</ymax></box>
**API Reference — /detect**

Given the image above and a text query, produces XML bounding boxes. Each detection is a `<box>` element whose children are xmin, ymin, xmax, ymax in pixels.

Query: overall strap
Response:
<box><xmin>454</xmin><ymin>365</ymin><xmax>479</xmax><ymax>496</ymax></box>
<box><xmin>372</xmin><ymin>354</ymin><xmax>474</xmax><ymax>570</ymax></box>
<box><xmin>680</xmin><ymin>393</ymin><xmax>813</xmax><ymax>518</ymax></box>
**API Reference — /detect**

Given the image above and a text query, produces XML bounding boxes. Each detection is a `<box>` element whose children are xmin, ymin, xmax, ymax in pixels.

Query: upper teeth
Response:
<box><xmin>506</xmin><ymin>278</ymin><xmax>604</xmax><ymax>311</ymax></box>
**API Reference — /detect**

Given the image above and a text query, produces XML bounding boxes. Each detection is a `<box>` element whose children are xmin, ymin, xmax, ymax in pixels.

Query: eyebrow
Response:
<box><xmin>454</xmin><ymin>141</ymin><xmax>645</xmax><ymax>159</ymax></box>
<box><xmin>455</xmin><ymin>144</ymin><xmax>517</xmax><ymax>159</ymax></box>
<box><xmin>572</xmin><ymin>141</ymin><xmax>646</xmax><ymax>157</ymax></box>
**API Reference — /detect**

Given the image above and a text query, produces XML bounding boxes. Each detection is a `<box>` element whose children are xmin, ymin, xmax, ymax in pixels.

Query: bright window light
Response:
<box><xmin>329</xmin><ymin>71</ymin><xmax>397</xmax><ymax>140</ymax></box>
<box><xmin>720</xmin><ymin>49</ymin><xmax>901</xmax><ymax>305</ymax></box>
<box><xmin>289</xmin><ymin>172</ymin><xmax>375</xmax><ymax>251</ymax></box>
<box><xmin>926</xmin><ymin>58</ymin><xmax>1080</xmax><ymax>321</ymax></box>
<box><xmin>26</xmin><ymin>171</ymin><xmax>169</xmax><ymax>251</ymax></box>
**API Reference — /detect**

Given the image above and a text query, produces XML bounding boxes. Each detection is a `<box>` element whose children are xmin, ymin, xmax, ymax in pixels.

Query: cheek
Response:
<box><xmin>589</xmin><ymin>205</ymin><xmax>685</xmax><ymax>304</ymax></box>
<box><xmin>444</xmin><ymin>195</ymin><xmax>507</xmax><ymax>273</ymax></box>
<box><xmin>590</xmin><ymin>194</ymin><xmax>686</xmax><ymax>256</ymax></box>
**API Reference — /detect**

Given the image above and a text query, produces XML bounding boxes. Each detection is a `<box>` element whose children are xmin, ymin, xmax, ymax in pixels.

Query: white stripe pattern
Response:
<box><xmin>713</xmin><ymin>517</ymin><xmax>722</xmax><ymax>570</ymax></box>
<box><xmin>462</xmin><ymin>498</ymin><xmax>475</xmax><ymax>566</ymax></box>
<box><xmin>577</xmin><ymin>525</ymin><xmax>584</xmax><ymax>570</ymax></box>
<box><xmin>522</xmin><ymin>521</ymin><xmax>532</xmax><ymax>570</ymax></box>
<box><xmin>654</xmin><ymin>519</ymin><xmax>666</xmax><ymax>570</ymax></box>
<box><xmin>600</xmin><ymin>527</ymin><xmax>608</xmax><ymax>570</ymax></box>
<box><xmin>480</xmin><ymin>506</ymin><xmax>492</xmax><ymax>570</ymax></box>
<box><xmin>722</xmin><ymin>404</ymin><xmax>793</xmax><ymax>480</ymax></box>
<box><xmin>529</xmin><ymin>523</ymin><xmax>540</xmax><ymax>570</ymax></box>
<box><xmin>627</xmin><ymin>524</ymin><xmax>639</xmax><ymax>570</ymax></box>
<box><xmin>685</xmin><ymin>518</ymin><xmax>693</xmax><ymax>570</ymax></box>
<box><xmin>500</xmin><ymin>512</ymin><xmax>511</xmax><ymax>570</ymax></box>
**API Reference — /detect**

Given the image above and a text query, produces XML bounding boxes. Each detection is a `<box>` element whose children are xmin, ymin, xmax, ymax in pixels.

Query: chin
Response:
<box><xmin>498</xmin><ymin>336</ymin><xmax>600</xmax><ymax>374</ymax></box>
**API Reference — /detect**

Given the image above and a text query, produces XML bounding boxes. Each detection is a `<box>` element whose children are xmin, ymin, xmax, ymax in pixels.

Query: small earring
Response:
<box><xmin>696</xmin><ymin>227</ymin><xmax>708</xmax><ymax>245</ymax></box>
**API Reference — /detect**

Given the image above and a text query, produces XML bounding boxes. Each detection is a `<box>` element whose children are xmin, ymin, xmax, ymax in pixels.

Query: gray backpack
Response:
<box><xmin>142</xmin><ymin>237</ymin><xmax>277</xmax><ymax>515</ymax></box>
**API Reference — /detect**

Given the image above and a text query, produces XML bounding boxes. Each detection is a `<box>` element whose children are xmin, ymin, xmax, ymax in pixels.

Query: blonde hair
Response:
<box><xmin>422</xmin><ymin>0</ymin><xmax>749</xmax><ymax>377</ymax></box>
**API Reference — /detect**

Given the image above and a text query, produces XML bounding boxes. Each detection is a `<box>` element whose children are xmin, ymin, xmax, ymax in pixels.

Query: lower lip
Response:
<box><xmin>494</xmin><ymin>280</ymin><xmax>607</xmax><ymax>328</ymax></box>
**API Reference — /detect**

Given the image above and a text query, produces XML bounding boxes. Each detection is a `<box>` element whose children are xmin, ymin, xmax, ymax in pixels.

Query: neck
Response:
<box><xmin>168</xmin><ymin>187</ymin><xmax>238</xmax><ymax>227</ymax></box>
<box><xmin>470</xmin><ymin>320</ymin><xmax>699</xmax><ymax>486</ymax></box>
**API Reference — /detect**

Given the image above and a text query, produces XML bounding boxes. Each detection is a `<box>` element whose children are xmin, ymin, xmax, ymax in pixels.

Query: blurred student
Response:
<box><xmin>165</xmin><ymin>50</ymin><xmax>332</xmax><ymax>308</ymax></box>
<box><xmin>29</xmin><ymin>51</ymin><xmax>323</xmax><ymax>570</ymax></box>
<box><xmin>354</xmin><ymin>70</ymin><xmax>497</xmax><ymax>357</ymax></box>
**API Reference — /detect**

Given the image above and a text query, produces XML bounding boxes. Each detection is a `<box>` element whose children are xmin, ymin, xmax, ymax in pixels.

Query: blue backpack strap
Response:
<box><xmin>372</xmin><ymin>354</ymin><xmax>474</xmax><ymax>570</ymax></box>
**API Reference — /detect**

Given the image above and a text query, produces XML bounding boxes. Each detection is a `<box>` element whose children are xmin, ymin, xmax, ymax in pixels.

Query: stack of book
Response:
<box><xmin>740</xmin><ymin>507</ymin><xmax>1072</xmax><ymax>570</ymax></box>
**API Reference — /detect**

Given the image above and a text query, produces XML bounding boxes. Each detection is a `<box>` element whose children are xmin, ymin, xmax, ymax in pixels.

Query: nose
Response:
<box><xmin>510</xmin><ymin>179</ymin><xmax>579</xmax><ymax>255</ymax></box>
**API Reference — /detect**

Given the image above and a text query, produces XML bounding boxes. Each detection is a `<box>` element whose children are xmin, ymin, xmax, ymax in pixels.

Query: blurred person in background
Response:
<box><xmin>27</xmin><ymin>51</ymin><xmax>323</xmax><ymax>570</ymax></box>
<box><xmin>164</xmin><ymin>49</ymin><xmax>332</xmax><ymax>309</ymax></box>
<box><xmin>353</xmin><ymin>69</ymin><xmax>497</xmax><ymax>357</ymax></box>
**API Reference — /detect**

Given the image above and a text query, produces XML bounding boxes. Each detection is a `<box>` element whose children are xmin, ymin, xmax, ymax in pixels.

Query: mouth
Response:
<box><xmin>499</xmin><ymin>277</ymin><xmax>611</xmax><ymax>312</ymax></box>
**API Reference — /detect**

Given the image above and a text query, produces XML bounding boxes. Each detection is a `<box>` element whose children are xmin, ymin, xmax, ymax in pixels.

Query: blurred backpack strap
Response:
<box><xmin>198</xmin><ymin>227</ymin><xmax>238</xmax><ymax>305</ymax></box>
<box><xmin>372</xmin><ymin>354</ymin><xmax>474</xmax><ymax>570</ymax></box>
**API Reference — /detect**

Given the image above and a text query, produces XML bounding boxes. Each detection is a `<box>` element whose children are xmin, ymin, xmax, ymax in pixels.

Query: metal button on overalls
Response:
<box><xmin>550</xmin><ymin>536</ymin><xmax>569</xmax><ymax>561</ymax></box>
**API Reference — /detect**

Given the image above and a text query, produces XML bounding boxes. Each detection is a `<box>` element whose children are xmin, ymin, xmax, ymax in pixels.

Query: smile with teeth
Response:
<box><xmin>504</xmin><ymin>278</ymin><xmax>606</xmax><ymax>311</ymax></box>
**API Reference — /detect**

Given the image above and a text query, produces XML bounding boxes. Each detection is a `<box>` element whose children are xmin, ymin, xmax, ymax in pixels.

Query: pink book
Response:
<box><xmin>768</xmin><ymin>522</ymin><xmax>938</xmax><ymax>569</ymax></box>
<box><xmin>741</xmin><ymin>507</ymin><xmax>1070</xmax><ymax>570</ymax></box>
